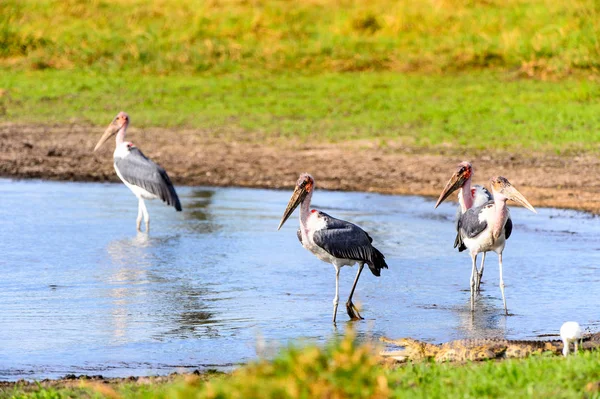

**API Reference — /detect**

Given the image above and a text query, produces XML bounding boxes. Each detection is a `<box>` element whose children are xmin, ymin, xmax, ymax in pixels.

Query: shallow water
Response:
<box><xmin>0</xmin><ymin>179</ymin><xmax>598</xmax><ymax>380</ymax></box>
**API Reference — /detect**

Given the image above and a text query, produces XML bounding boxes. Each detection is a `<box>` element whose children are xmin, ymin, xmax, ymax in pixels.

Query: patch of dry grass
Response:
<box><xmin>2</xmin><ymin>0</ymin><xmax>600</xmax><ymax>76</ymax></box>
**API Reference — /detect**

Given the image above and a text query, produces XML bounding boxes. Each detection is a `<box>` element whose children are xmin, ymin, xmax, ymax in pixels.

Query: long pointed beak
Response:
<box><xmin>93</xmin><ymin>123</ymin><xmax>120</xmax><ymax>152</ymax></box>
<box><xmin>434</xmin><ymin>171</ymin><xmax>468</xmax><ymax>208</ymax></box>
<box><xmin>505</xmin><ymin>186</ymin><xmax>537</xmax><ymax>214</ymax></box>
<box><xmin>277</xmin><ymin>185</ymin><xmax>308</xmax><ymax>230</ymax></box>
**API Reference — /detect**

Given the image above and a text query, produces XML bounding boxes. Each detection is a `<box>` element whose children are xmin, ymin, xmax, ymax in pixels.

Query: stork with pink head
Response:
<box><xmin>277</xmin><ymin>173</ymin><xmax>388</xmax><ymax>323</ymax></box>
<box><xmin>93</xmin><ymin>112</ymin><xmax>182</xmax><ymax>232</ymax></box>
<box><xmin>436</xmin><ymin>172</ymin><xmax>537</xmax><ymax>315</ymax></box>
<box><xmin>435</xmin><ymin>161</ymin><xmax>495</xmax><ymax>293</ymax></box>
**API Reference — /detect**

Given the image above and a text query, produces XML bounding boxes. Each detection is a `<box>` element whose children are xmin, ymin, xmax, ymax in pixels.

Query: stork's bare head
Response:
<box><xmin>434</xmin><ymin>161</ymin><xmax>473</xmax><ymax>209</ymax></box>
<box><xmin>277</xmin><ymin>173</ymin><xmax>314</xmax><ymax>230</ymax></box>
<box><xmin>490</xmin><ymin>176</ymin><xmax>537</xmax><ymax>213</ymax></box>
<box><xmin>93</xmin><ymin>111</ymin><xmax>130</xmax><ymax>152</ymax></box>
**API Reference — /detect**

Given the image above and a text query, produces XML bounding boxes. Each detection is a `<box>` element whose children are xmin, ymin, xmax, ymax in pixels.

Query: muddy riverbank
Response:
<box><xmin>1</xmin><ymin>123</ymin><xmax>599</xmax><ymax>213</ymax></box>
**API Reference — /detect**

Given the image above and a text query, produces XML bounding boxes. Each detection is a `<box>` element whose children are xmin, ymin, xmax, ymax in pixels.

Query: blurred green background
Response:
<box><xmin>2</xmin><ymin>0</ymin><xmax>600</xmax><ymax>152</ymax></box>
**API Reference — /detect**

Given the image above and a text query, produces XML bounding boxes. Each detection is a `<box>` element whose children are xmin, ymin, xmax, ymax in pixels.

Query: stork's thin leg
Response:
<box><xmin>476</xmin><ymin>252</ymin><xmax>486</xmax><ymax>294</ymax></box>
<box><xmin>136</xmin><ymin>199</ymin><xmax>143</xmax><ymax>232</ymax></box>
<box><xmin>498</xmin><ymin>252</ymin><xmax>508</xmax><ymax>315</ymax></box>
<box><xmin>139</xmin><ymin>198</ymin><xmax>150</xmax><ymax>233</ymax></box>
<box><xmin>332</xmin><ymin>266</ymin><xmax>340</xmax><ymax>324</ymax></box>
<box><xmin>346</xmin><ymin>263</ymin><xmax>365</xmax><ymax>321</ymax></box>
<box><xmin>470</xmin><ymin>253</ymin><xmax>477</xmax><ymax>312</ymax></box>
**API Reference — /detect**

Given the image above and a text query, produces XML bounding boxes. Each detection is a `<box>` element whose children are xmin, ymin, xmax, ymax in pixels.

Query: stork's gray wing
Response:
<box><xmin>454</xmin><ymin>187</ymin><xmax>493</xmax><ymax>251</ymax></box>
<box><xmin>454</xmin><ymin>206</ymin><xmax>465</xmax><ymax>251</ymax></box>
<box><xmin>313</xmin><ymin>212</ymin><xmax>387</xmax><ymax>276</ymax></box>
<box><xmin>458</xmin><ymin>202</ymin><xmax>492</xmax><ymax>239</ymax></box>
<box><xmin>296</xmin><ymin>228</ymin><xmax>303</xmax><ymax>244</ymax></box>
<box><xmin>115</xmin><ymin>147</ymin><xmax>182</xmax><ymax>211</ymax></box>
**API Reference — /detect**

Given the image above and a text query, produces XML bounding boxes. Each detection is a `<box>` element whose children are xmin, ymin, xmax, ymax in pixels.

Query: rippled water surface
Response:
<box><xmin>1</xmin><ymin>179</ymin><xmax>599</xmax><ymax>380</ymax></box>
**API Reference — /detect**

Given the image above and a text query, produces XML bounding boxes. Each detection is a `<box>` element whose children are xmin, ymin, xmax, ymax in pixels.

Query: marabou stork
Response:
<box><xmin>434</xmin><ymin>161</ymin><xmax>496</xmax><ymax>292</ymax></box>
<box><xmin>277</xmin><ymin>173</ymin><xmax>388</xmax><ymax>323</ymax></box>
<box><xmin>93</xmin><ymin>112</ymin><xmax>182</xmax><ymax>232</ymax></box>
<box><xmin>439</xmin><ymin>176</ymin><xmax>536</xmax><ymax>315</ymax></box>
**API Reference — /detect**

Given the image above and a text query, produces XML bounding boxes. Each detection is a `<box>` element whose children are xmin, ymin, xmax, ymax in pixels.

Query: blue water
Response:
<box><xmin>0</xmin><ymin>179</ymin><xmax>598</xmax><ymax>380</ymax></box>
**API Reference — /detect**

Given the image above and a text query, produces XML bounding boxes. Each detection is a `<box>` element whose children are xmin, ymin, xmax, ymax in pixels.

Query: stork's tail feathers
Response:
<box><xmin>454</xmin><ymin>233</ymin><xmax>466</xmax><ymax>252</ymax></box>
<box><xmin>367</xmin><ymin>246</ymin><xmax>388</xmax><ymax>277</ymax></box>
<box><xmin>165</xmin><ymin>184</ymin><xmax>182</xmax><ymax>211</ymax></box>
<box><xmin>173</xmin><ymin>195</ymin><xmax>182</xmax><ymax>212</ymax></box>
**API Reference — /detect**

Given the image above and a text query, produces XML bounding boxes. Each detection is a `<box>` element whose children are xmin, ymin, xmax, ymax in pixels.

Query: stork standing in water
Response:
<box><xmin>93</xmin><ymin>112</ymin><xmax>182</xmax><ymax>232</ymax></box>
<box><xmin>437</xmin><ymin>176</ymin><xmax>536</xmax><ymax>315</ymax></box>
<box><xmin>434</xmin><ymin>161</ymin><xmax>497</xmax><ymax>293</ymax></box>
<box><xmin>277</xmin><ymin>173</ymin><xmax>388</xmax><ymax>323</ymax></box>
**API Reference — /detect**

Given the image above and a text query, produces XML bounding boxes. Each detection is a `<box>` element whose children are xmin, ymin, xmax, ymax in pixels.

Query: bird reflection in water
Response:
<box><xmin>182</xmin><ymin>189</ymin><xmax>220</xmax><ymax>234</ymax></box>
<box><xmin>455</xmin><ymin>296</ymin><xmax>507</xmax><ymax>340</ymax></box>
<box><xmin>103</xmin><ymin>234</ymin><xmax>214</xmax><ymax>341</ymax></box>
<box><xmin>105</xmin><ymin>235</ymin><xmax>156</xmax><ymax>341</ymax></box>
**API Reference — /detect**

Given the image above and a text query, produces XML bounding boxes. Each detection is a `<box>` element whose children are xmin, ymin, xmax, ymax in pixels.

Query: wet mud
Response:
<box><xmin>1</xmin><ymin>123</ymin><xmax>599</xmax><ymax>213</ymax></box>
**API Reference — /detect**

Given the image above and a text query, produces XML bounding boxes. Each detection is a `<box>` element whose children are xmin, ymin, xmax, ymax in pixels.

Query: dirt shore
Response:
<box><xmin>0</xmin><ymin>371</ymin><xmax>215</xmax><ymax>392</ymax></box>
<box><xmin>1</xmin><ymin>123</ymin><xmax>599</xmax><ymax>214</ymax></box>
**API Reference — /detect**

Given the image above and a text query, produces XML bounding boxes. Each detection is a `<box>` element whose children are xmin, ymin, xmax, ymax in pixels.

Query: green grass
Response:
<box><xmin>4</xmin><ymin>332</ymin><xmax>600</xmax><ymax>399</ymax></box>
<box><xmin>2</xmin><ymin>0</ymin><xmax>600</xmax><ymax>75</ymax></box>
<box><xmin>2</xmin><ymin>70</ymin><xmax>600</xmax><ymax>153</ymax></box>
<box><xmin>2</xmin><ymin>0</ymin><xmax>600</xmax><ymax>153</ymax></box>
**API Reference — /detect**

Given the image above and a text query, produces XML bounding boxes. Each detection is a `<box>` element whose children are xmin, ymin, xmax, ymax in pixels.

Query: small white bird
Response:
<box><xmin>560</xmin><ymin>321</ymin><xmax>583</xmax><ymax>356</ymax></box>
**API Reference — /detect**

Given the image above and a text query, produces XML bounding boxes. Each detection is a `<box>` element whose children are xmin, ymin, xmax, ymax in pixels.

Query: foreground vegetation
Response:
<box><xmin>3</xmin><ymin>332</ymin><xmax>600</xmax><ymax>399</ymax></box>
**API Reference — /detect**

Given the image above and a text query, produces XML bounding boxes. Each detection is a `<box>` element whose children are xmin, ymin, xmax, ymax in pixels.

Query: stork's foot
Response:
<box><xmin>346</xmin><ymin>301</ymin><xmax>364</xmax><ymax>321</ymax></box>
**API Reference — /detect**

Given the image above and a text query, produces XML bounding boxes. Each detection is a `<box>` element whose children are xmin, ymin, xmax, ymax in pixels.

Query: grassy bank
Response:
<box><xmin>2</xmin><ymin>70</ymin><xmax>600</xmax><ymax>153</ymax></box>
<box><xmin>2</xmin><ymin>0</ymin><xmax>600</xmax><ymax>76</ymax></box>
<box><xmin>3</xmin><ymin>333</ymin><xmax>600</xmax><ymax>399</ymax></box>
<box><xmin>2</xmin><ymin>1</ymin><xmax>600</xmax><ymax>153</ymax></box>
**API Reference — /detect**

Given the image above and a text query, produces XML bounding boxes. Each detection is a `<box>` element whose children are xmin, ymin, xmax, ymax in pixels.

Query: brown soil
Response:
<box><xmin>2</xmin><ymin>123</ymin><xmax>599</xmax><ymax>213</ymax></box>
<box><xmin>0</xmin><ymin>371</ymin><xmax>216</xmax><ymax>392</ymax></box>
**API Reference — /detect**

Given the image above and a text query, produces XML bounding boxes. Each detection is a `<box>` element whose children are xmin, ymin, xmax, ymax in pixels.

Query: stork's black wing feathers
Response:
<box><xmin>454</xmin><ymin>187</ymin><xmax>494</xmax><ymax>252</ymax></box>
<box><xmin>457</xmin><ymin>201</ymin><xmax>513</xmax><ymax>247</ymax></box>
<box><xmin>454</xmin><ymin>232</ymin><xmax>466</xmax><ymax>252</ymax></box>
<box><xmin>115</xmin><ymin>147</ymin><xmax>182</xmax><ymax>211</ymax></box>
<box><xmin>457</xmin><ymin>201</ymin><xmax>493</xmax><ymax>240</ymax></box>
<box><xmin>453</xmin><ymin>206</ymin><xmax>466</xmax><ymax>251</ymax></box>
<box><xmin>504</xmin><ymin>217</ymin><xmax>513</xmax><ymax>240</ymax></box>
<box><xmin>313</xmin><ymin>212</ymin><xmax>387</xmax><ymax>276</ymax></box>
